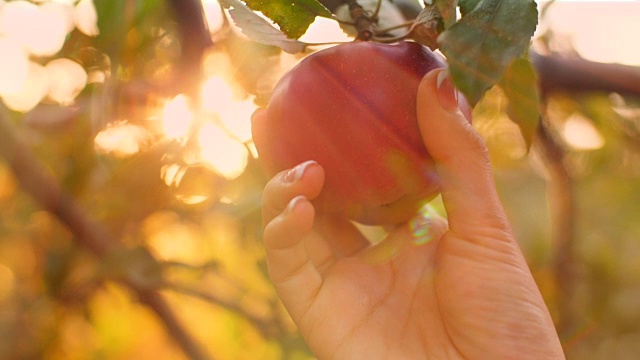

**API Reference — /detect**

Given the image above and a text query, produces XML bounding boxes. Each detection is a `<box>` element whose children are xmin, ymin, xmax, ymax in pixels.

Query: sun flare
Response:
<box><xmin>162</xmin><ymin>94</ymin><xmax>194</xmax><ymax>139</ymax></box>
<box><xmin>198</xmin><ymin>122</ymin><xmax>248</xmax><ymax>180</ymax></box>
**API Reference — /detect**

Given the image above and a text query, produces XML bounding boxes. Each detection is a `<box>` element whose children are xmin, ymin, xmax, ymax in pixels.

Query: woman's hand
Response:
<box><xmin>258</xmin><ymin>69</ymin><xmax>565</xmax><ymax>359</ymax></box>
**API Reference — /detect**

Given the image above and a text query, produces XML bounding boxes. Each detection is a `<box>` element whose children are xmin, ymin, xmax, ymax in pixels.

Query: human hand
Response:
<box><xmin>258</xmin><ymin>69</ymin><xmax>565</xmax><ymax>359</ymax></box>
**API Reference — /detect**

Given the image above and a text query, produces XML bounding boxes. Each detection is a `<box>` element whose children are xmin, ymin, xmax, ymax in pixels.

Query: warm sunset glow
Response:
<box><xmin>216</xmin><ymin>98</ymin><xmax>256</xmax><ymax>143</ymax></box>
<box><xmin>94</xmin><ymin>121</ymin><xmax>151</xmax><ymax>156</ymax></box>
<box><xmin>198</xmin><ymin>122</ymin><xmax>248</xmax><ymax>179</ymax></box>
<box><xmin>143</xmin><ymin>212</ymin><xmax>204</xmax><ymax>262</ymax></box>
<box><xmin>162</xmin><ymin>164</ymin><xmax>216</xmax><ymax>204</ymax></box>
<box><xmin>201</xmin><ymin>75</ymin><xmax>234</xmax><ymax>113</ymax></box>
<box><xmin>201</xmin><ymin>75</ymin><xmax>256</xmax><ymax>142</ymax></box>
<box><xmin>562</xmin><ymin>113</ymin><xmax>605</xmax><ymax>151</ymax></box>
<box><xmin>161</xmin><ymin>164</ymin><xmax>184</xmax><ymax>188</ymax></box>
<box><xmin>162</xmin><ymin>94</ymin><xmax>194</xmax><ymax>139</ymax></box>
<box><xmin>161</xmin><ymin>75</ymin><xmax>253</xmax><ymax>179</ymax></box>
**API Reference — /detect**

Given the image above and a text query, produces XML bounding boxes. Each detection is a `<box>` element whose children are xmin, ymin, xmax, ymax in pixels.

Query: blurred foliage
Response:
<box><xmin>0</xmin><ymin>1</ymin><xmax>639</xmax><ymax>359</ymax></box>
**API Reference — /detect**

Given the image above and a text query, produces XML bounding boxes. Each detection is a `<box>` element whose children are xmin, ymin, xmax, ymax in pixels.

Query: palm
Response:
<box><xmin>285</xmin><ymin>216</ymin><xmax>559</xmax><ymax>359</ymax></box>
<box><xmin>298</xmin><ymin>224</ymin><xmax>450</xmax><ymax>359</ymax></box>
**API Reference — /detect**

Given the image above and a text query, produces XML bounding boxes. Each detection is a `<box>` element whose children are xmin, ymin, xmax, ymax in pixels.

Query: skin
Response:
<box><xmin>259</xmin><ymin>68</ymin><xmax>565</xmax><ymax>359</ymax></box>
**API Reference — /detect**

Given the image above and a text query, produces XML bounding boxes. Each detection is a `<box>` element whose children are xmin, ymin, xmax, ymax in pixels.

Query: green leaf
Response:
<box><xmin>500</xmin><ymin>56</ymin><xmax>541</xmax><ymax>148</ymax></box>
<box><xmin>220</xmin><ymin>0</ymin><xmax>309</xmax><ymax>53</ymax></box>
<box><xmin>243</xmin><ymin>0</ymin><xmax>332</xmax><ymax>39</ymax></box>
<box><xmin>458</xmin><ymin>0</ymin><xmax>482</xmax><ymax>15</ymax></box>
<box><xmin>439</xmin><ymin>0</ymin><xmax>538</xmax><ymax>105</ymax></box>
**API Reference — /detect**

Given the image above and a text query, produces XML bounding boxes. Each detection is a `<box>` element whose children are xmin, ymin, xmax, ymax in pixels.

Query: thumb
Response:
<box><xmin>417</xmin><ymin>69</ymin><xmax>510</xmax><ymax>235</ymax></box>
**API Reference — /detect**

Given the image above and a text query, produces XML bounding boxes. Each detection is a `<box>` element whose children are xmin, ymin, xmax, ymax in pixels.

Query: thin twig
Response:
<box><xmin>137</xmin><ymin>289</ymin><xmax>213</xmax><ymax>360</ymax></box>
<box><xmin>0</xmin><ymin>112</ymin><xmax>114</xmax><ymax>256</ymax></box>
<box><xmin>165</xmin><ymin>282</ymin><xmax>285</xmax><ymax>339</ymax></box>
<box><xmin>167</xmin><ymin>0</ymin><xmax>214</xmax><ymax>97</ymax></box>
<box><xmin>535</xmin><ymin>115</ymin><xmax>577</xmax><ymax>337</ymax></box>
<box><xmin>345</xmin><ymin>0</ymin><xmax>375</xmax><ymax>40</ymax></box>
<box><xmin>373</xmin><ymin>31</ymin><xmax>412</xmax><ymax>43</ymax></box>
<box><xmin>371</xmin><ymin>0</ymin><xmax>383</xmax><ymax>19</ymax></box>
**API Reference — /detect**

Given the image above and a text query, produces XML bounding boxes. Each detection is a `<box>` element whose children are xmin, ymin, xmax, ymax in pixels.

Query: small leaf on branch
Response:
<box><xmin>409</xmin><ymin>4</ymin><xmax>442</xmax><ymax>50</ymax></box>
<box><xmin>500</xmin><ymin>56</ymin><xmax>541</xmax><ymax>148</ymax></box>
<box><xmin>219</xmin><ymin>0</ymin><xmax>308</xmax><ymax>54</ymax></box>
<box><xmin>434</xmin><ymin>0</ymin><xmax>458</xmax><ymax>28</ymax></box>
<box><xmin>439</xmin><ymin>0</ymin><xmax>538</xmax><ymax>105</ymax></box>
<box><xmin>243</xmin><ymin>0</ymin><xmax>331</xmax><ymax>39</ymax></box>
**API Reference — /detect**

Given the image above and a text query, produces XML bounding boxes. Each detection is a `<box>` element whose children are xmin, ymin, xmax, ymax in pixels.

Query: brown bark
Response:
<box><xmin>531</xmin><ymin>51</ymin><xmax>640</xmax><ymax>96</ymax></box>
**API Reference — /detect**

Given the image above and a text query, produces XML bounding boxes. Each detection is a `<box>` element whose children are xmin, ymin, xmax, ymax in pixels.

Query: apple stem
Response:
<box><xmin>371</xmin><ymin>0</ymin><xmax>383</xmax><ymax>19</ymax></box>
<box><xmin>346</xmin><ymin>0</ymin><xmax>376</xmax><ymax>40</ymax></box>
<box><xmin>373</xmin><ymin>32</ymin><xmax>413</xmax><ymax>43</ymax></box>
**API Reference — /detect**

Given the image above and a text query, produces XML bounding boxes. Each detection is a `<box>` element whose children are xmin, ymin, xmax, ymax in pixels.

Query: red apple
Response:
<box><xmin>252</xmin><ymin>41</ymin><xmax>471</xmax><ymax>225</ymax></box>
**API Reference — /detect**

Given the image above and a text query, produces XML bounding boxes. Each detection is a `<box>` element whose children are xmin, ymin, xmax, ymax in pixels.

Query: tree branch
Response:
<box><xmin>165</xmin><ymin>283</ymin><xmax>285</xmax><ymax>339</ymax></box>
<box><xmin>0</xmin><ymin>114</ymin><xmax>114</xmax><ymax>256</ymax></box>
<box><xmin>137</xmin><ymin>289</ymin><xmax>213</xmax><ymax>360</ymax></box>
<box><xmin>535</xmin><ymin>116</ymin><xmax>578</xmax><ymax>337</ymax></box>
<box><xmin>531</xmin><ymin>51</ymin><xmax>640</xmax><ymax>97</ymax></box>
<box><xmin>167</xmin><ymin>0</ymin><xmax>214</xmax><ymax>97</ymax></box>
<box><xmin>0</xmin><ymin>110</ymin><xmax>212</xmax><ymax>360</ymax></box>
<box><xmin>529</xmin><ymin>52</ymin><xmax>640</xmax><ymax>337</ymax></box>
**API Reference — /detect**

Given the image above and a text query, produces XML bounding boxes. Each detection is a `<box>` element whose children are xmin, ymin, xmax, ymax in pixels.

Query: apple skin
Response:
<box><xmin>252</xmin><ymin>41</ymin><xmax>471</xmax><ymax>225</ymax></box>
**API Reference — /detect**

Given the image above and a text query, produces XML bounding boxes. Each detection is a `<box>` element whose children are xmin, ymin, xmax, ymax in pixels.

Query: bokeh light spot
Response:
<box><xmin>562</xmin><ymin>113</ymin><xmax>605</xmax><ymax>151</ymax></box>
<box><xmin>201</xmin><ymin>75</ymin><xmax>234</xmax><ymax>113</ymax></box>
<box><xmin>0</xmin><ymin>38</ymin><xmax>29</xmax><ymax>96</ymax></box>
<box><xmin>45</xmin><ymin>58</ymin><xmax>88</xmax><ymax>105</ymax></box>
<box><xmin>94</xmin><ymin>121</ymin><xmax>151</xmax><ymax>156</ymax></box>
<box><xmin>201</xmin><ymin>75</ymin><xmax>256</xmax><ymax>142</ymax></box>
<box><xmin>74</xmin><ymin>0</ymin><xmax>99</xmax><ymax>36</ymax></box>
<box><xmin>198</xmin><ymin>122</ymin><xmax>248</xmax><ymax>180</ymax></box>
<box><xmin>0</xmin><ymin>61</ymin><xmax>48</xmax><ymax>113</ymax></box>
<box><xmin>162</xmin><ymin>94</ymin><xmax>194</xmax><ymax>139</ymax></box>
<box><xmin>0</xmin><ymin>0</ymin><xmax>72</xmax><ymax>57</ymax></box>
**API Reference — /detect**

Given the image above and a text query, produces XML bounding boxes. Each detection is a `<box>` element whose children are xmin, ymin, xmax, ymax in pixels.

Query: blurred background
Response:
<box><xmin>0</xmin><ymin>0</ymin><xmax>639</xmax><ymax>359</ymax></box>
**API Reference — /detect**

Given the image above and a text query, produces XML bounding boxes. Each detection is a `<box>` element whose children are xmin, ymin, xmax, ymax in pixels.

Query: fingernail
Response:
<box><xmin>409</xmin><ymin>206</ymin><xmax>435</xmax><ymax>245</ymax></box>
<box><xmin>284</xmin><ymin>160</ymin><xmax>317</xmax><ymax>183</ymax></box>
<box><xmin>436</xmin><ymin>69</ymin><xmax>459</xmax><ymax>112</ymax></box>
<box><xmin>285</xmin><ymin>195</ymin><xmax>306</xmax><ymax>214</ymax></box>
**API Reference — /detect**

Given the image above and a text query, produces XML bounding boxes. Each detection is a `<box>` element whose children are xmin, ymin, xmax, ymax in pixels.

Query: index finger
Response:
<box><xmin>416</xmin><ymin>69</ymin><xmax>511</xmax><ymax>235</ymax></box>
<box><xmin>261</xmin><ymin>160</ymin><xmax>325</xmax><ymax>227</ymax></box>
<box><xmin>253</xmin><ymin>109</ymin><xmax>326</xmax><ymax>226</ymax></box>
